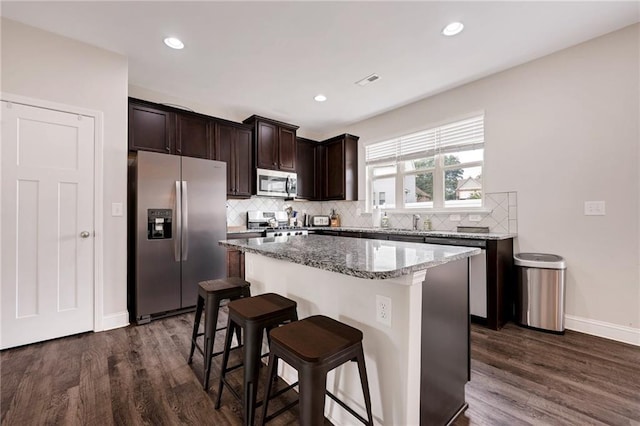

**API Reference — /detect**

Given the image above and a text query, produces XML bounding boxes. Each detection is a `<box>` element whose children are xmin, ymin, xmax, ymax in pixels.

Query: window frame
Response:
<box><xmin>365</xmin><ymin>114</ymin><xmax>486</xmax><ymax>213</ymax></box>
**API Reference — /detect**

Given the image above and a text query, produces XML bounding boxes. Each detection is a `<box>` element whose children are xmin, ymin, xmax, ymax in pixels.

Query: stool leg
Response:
<box><xmin>243</xmin><ymin>322</ymin><xmax>263</xmax><ymax>426</ymax></box>
<box><xmin>203</xmin><ymin>294</ymin><xmax>221</xmax><ymax>390</ymax></box>
<box><xmin>356</xmin><ymin>347</ymin><xmax>374</xmax><ymax>426</ymax></box>
<box><xmin>215</xmin><ymin>319</ymin><xmax>236</xmax><ymax>408</ymax></box>
<box><xmin>298</xmin><ymin>365</ymin><xmax>327</xmax><ymax>426</ymax></box>
<box><xmin>257</xmin><ymin>351</ymin><xmax>279</xmax><ymax>426</ymax></box>
<box><xmin>188</xmin><ymin>295</ymin><xmax>204</xmax><ymax>364</ymax></box>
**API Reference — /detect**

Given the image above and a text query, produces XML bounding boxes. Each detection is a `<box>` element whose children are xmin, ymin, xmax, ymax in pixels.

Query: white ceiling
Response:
<box><xmin>2</xmin><ymin>1</ymin><xmax>639</xmax><ymax>137</ymax></box>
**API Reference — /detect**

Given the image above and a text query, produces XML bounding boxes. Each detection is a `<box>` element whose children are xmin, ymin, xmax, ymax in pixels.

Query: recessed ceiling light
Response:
<box><xmin>314</xmin><ymin>94</ymin><xmax>327</xmax><ymax>102</ymax></box>
<box><xmin>164</xmin><ymin>37</ymin><xmax>184</xmax><ymax>49</ymax></box>
<box><xmin>442</xmin><ymin>22</ymin><xmax>464</xmax><ymax>37</ymax></box>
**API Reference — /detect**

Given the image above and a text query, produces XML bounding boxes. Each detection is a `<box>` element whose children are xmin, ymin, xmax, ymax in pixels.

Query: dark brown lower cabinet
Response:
<box><xmin>225</xmin><ymin>232</ymin><xmax>264</xmax><ymax>278</ymax></box>
<box><xmin>226</xmin><ymin>249</ymin><xmax>245</xmax><ymax>279</ymax></box>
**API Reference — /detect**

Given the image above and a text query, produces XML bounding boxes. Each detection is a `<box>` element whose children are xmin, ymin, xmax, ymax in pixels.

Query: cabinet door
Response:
<box><xmin>226</xmin><ymin>249</ymin><xmax>245</xmax><ymax>278</ymax></box>
<box><xmin>215</xmin><ymin>123</ymin><xmax>235</xmax><ymax>196</ymax></box>
<box><xmin>315</xmin><ymin>144</ymin><xmax>325</xmax><ymax>200</ymax></box>
<box><xmin>256</xmin><ymin>121</ymin><xmax>278</xmax><ymax>170</ymax></box>
<box><xmin>324</xmin><ymin>139</ymin><xmax>345</xmax><ymax>199</ymax></box>
<box><xmin>234</xmin><ymin>128</ymin><xmax>253</xmax><ymax>197</ymax></box>
<box><xmin>176</xmin><ymin>113</ymin><xmax>210</xmax><ymax>158</ymax></box>
<box><xmin>278</xmin><ymin>127</ymin><xmax>297</xmax><ymax>171</ymax></box>
<box><xmin>128</xmin><ymin>103</ymin><xmax>173</xmax><ymax>153</ymax></box>
<box><xmin>296</xmin><ymin>139</ymin><xmax>317</xmax><ymax>199</ymax></box>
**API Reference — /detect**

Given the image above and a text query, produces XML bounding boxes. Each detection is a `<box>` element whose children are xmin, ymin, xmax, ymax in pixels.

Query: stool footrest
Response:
<box><xmin>269</xmin><ymin>381</ymin><xmax>298</xmax><ymax>399</ymax></box>
<box><xmin>264</xmin><ymin>399</ymin><xmax>300</xmax><ymax>424</ymax></box>
<box><xmin>219</xmin><ymin>376</ymin><xmax>242</xmax><ymax>403</ymax></box>
<box><xmin>326</xmin><ymin>391</ymin><xmax>370</xmax><ymax>426</ymax></box>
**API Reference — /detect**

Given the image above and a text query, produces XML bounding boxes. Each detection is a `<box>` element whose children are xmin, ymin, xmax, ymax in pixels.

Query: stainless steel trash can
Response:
<box><xmin>514</xmin><ymin>253</ymin><xmax>566</xmax><ymax>333</ymax></box>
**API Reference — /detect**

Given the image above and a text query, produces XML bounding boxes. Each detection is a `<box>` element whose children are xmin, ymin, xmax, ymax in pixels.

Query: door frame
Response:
<box><xmin>0</xmin><ymin>92</ymin><xmax>106</xmax><ymax>332</ymax></box>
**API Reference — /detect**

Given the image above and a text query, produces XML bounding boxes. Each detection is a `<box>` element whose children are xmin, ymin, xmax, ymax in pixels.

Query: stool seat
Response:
<box><xmin>259</xmin><ymin>315</ymin><xmax>374</xmax><ymax>426</ymax></box>
<box><xmin>199</xmin><ymin>277</ymin><xmax>250</xmax><ymax>295</ymax></box>
<box><xmin>229</xmin><ymin>292</ymin><xmax>297</xmax><ymax>321</ymax></box>
<box><xmin>269</xmin><ymin>315</ymin><xmax>362</xmax><ymax>362</ymax></box>
<box><xmin>188</xmin><ymin>277</ymin><xmax>251</xmax><ymax>390</ymax></box>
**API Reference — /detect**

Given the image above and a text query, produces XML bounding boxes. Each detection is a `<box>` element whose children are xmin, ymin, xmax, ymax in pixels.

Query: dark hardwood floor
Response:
<box><xmin>2</xmin><ymin>310</ymin><xmax>639</xmax><ymax>426</ymax></box>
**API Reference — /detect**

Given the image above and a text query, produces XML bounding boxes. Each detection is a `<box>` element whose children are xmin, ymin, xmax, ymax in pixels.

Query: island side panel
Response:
<box><xmin>244</xmin><ymin>252</ymin><xmax>422</xmax><ymax>426</ymax></box>
<box><xmin>421</xmin><ymin>257</ymin><xmax>470</xmax><ymax>425</ymax></box>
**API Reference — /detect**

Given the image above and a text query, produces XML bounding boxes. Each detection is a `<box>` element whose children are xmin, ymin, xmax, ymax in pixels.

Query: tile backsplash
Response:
<box><xmin>227</xmin><ymin>191</ymin><xmax>517</xmax><ymax>234</ymax></box>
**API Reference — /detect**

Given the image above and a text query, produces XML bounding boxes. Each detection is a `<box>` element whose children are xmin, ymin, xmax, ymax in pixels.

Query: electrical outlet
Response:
<box><xmin>469</xmin><ymin>214</ymin><xmax>482</xmax><ymax>222</ymax></box>
<box><xmin>449</xmin><ymin>214</ymin><xmax>461</xmax><ymax>221</ymax></box>
<box><xmin>376</xmin><ymin>295</ymin><xmax>392</xmax><ymax>326</ymax></box>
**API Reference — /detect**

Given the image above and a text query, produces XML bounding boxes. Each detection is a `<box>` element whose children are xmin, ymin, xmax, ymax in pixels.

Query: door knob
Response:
<box><xmin>80</xmin><ymin>231</ymin><xmax>91</xmax><ymax>238</ymax></box>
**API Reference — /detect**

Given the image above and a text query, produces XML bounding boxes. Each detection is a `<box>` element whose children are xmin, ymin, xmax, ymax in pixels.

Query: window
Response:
<box><xmin>366</xmin><ymin>115</ymin><xmax>484</xmax><ymax>211</ymax></box>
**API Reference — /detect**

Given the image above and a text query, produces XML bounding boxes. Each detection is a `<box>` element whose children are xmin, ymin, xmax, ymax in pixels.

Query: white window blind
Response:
<box><xmin>365</xmin><ymin>115</ymin><xmax>484</xmax><ymax>164</ymax></box>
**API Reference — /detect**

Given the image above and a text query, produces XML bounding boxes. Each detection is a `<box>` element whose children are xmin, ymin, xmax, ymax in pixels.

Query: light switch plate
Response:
<box><xmin>449</xmin><ymin>214</ymin><xmax>461</xmax><ymax>221</ymax></box>
<box><xmin>584</xmin><ymin>201</ymin><xmax>605</xmax><ymax>216</ymax></box>
<box><xmin>111</xmin><ymin>202</ymin><xmax>123</xmax><ymax>217</ymax></box>
<box><xmin>469</xmin><ymin>215</ymin><xmax>482</xmax><ymax>222</ymax></box>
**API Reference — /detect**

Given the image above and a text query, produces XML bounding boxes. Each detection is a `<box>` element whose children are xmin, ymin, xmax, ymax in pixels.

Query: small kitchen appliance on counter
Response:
<box><xmin>310</xmin><ymin>215</ymin><xmax>331</xmax><ymax>227</ymax></box>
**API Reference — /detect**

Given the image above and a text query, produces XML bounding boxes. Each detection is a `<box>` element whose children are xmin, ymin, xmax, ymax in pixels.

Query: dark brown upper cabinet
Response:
<box><xmin>243</xmin><ymin>115</ymin><xmax>299</xmax><ymax>172</ymax></box>
<box><xmin>215</xmin><ymin>121</ymin><xmax>253</xmax><ymax>198</ymax></box>
<box><xmin>176</xmin><ymin>113</ymin><xmax>210</xmax><ymax>159</ymax></box>
<box><xmin>296</xmin><ymin>137</ymin><xmax>320</xmax><ymax>200</ymax></box>
<box><xmin>322</xmin><ymin>134</ymin><xmax>359</xmax><ymax>201</ymax></box>
<box><xmin>129</xmin><ymin>98</ymin><xmax>212</xmax><ymax>159</ymax></box>
<box><xmin>128</xmin><ymin>102</ymin><xmax>174</xmax><ymax>154</ymax></box>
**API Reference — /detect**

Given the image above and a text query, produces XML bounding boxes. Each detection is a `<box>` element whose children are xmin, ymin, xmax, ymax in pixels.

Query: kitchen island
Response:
<box><xmin>219</xmin><ymin>234</ymin><xmax>480</xmax><ymax>426</ymax></box>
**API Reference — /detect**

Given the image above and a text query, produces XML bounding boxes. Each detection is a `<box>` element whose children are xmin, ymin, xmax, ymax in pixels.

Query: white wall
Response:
<box><xmin>340</xmin><ymin>24</ymin><xmax>640</xmax><ymax>341</ymax></box>
<box><xmin>1</xmin><ymin>18</ymin><xmax>129</xmax><ymax>328</ymax></box>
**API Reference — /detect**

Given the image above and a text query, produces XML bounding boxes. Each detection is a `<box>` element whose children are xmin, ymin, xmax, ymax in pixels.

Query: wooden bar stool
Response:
<box><xmin>258</xmin><ymin>315</ymin><xmax>374</xmax><ymax>426</ymax></box>
<box><xmin>188</xmin><ymin>277</ymin><xmax>251</xmax><ymax>389</ymax></box>
<box><xmin>215</xmin><ymin>293</ymin><xmax>298</xmax><ymax>426</ymax></box>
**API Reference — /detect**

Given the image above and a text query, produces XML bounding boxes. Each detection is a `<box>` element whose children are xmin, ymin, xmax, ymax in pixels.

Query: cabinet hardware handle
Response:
<box><xmin>165</xmin><ymin>146</ymin><xmax>170</xmax><ymax>152</ymax></box>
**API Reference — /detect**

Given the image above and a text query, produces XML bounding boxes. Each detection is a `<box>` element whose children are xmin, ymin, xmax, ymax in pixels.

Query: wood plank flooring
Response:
<box><xmin>2</xmin><ymin>311</ymin><xmax>639</xmax><ymax>425</ymax></box>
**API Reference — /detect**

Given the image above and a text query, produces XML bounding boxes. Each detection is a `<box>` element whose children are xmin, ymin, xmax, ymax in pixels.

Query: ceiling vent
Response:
<box><xmin>355</xmin><ymin>73</ymin><xmax>381</xmax><ymax>86</ymax></box>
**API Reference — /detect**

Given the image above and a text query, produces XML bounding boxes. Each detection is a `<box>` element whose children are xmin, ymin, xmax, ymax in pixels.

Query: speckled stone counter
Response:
<box><xmin>310</xmin><ymin>226</ymin><xmax>515</xmax><ymax>240</ymax></box>
<box><xmin>219</xmin><ymin>234</ymin><xmax>480</xmax><ymax>280</ymax></box>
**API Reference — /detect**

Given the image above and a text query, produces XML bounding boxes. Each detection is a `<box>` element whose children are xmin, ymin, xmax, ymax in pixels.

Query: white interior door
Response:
<box><xmin>1</xmin><ymin>101</ymin><xmax>95</xmax><ymax>349</ymax></box>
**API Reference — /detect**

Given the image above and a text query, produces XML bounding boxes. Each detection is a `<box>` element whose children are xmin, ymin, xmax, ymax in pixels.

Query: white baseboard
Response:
<box><xmin>100</xmin><ymin>311</ymin><xmax>130</xmax><ymax>331</ymax></box>
<box><xmin>565</xmin><ymin>314</ymin><xmax>640</xmax><ymax>346</ymax></box>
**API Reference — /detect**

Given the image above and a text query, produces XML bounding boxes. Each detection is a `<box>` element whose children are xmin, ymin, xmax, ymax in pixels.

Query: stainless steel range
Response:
<box><xmin>247</xmin><ymin>210</ymin><xmax>308</xmax><ymax>238</ymax></box>
<box><xmin>264</xmin><ymin>227</ymin><xmax>308</xmax><ymax>238</ymax></box>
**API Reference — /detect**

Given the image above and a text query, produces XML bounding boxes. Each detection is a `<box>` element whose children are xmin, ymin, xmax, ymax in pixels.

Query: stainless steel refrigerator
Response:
<box><xmin>129</xmin><ymin>151</ymin><xmax>227</xmax><ymax>324</ymax></box>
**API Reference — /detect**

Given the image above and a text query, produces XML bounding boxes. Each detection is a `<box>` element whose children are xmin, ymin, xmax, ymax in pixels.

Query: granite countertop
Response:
<box><xmin>310</xmin><ymin>226</ymin><xmax>516</xmax><ymax>240</ymax></box>
<box><xmin>219</xmin><ymin>234</ymin><xmax>480</xmax><ymax>280</ymax></box>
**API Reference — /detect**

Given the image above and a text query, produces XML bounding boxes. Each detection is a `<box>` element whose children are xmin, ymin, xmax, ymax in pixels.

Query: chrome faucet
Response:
<box><xmin>413</xmin><ymin>214</ymin><xmax>421</xmax><ymax>230</ymax></box>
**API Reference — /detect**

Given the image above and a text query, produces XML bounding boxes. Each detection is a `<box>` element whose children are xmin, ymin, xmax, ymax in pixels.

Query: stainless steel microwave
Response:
<box><xmin>256</xmin><ymin>168</ymin><xmax>297</xmax><ymax>198</ymax></box>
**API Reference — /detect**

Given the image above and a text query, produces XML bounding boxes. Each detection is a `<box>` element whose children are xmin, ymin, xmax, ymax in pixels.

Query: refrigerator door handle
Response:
<box><xmin>174</xmin><ymin>181</ymin><xmax>181</xmax><ymax>262</ymax></box>
<box><xmin>182</xmin><ymin>180</ymin><xmax>189</xmax><ymax>261</ymax></box>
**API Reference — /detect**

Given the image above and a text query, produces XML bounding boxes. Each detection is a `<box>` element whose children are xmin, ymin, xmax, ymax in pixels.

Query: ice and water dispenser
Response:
<box><xmin>147</xmin><ymin>209</ymin><xmax>172</xmax><ymax>239</ymax></box>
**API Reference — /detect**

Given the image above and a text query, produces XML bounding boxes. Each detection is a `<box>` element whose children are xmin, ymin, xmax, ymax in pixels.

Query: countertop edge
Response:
<box><xmin>220</xmin><ymin>239</ymin><xmax>481</xmax><ymax>280</ymax></box>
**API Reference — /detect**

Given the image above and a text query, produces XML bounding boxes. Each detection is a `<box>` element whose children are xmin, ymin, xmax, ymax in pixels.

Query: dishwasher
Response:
<box><xmin>424</xmin><ymin>237</ymin><xmax>487</xmax><ymax>319</ymax></box>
